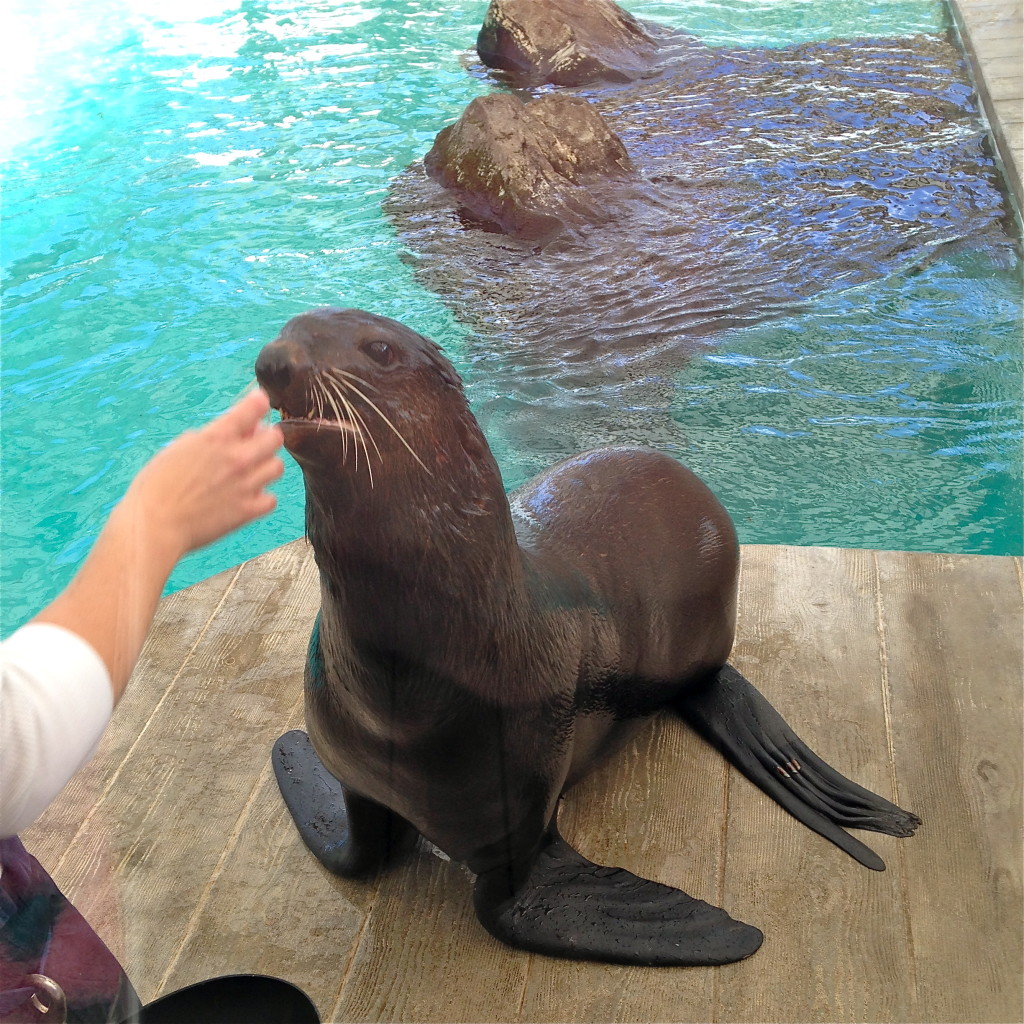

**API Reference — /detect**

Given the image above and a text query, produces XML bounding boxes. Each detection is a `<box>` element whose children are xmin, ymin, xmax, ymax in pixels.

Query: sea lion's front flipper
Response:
<box><xmin>272</xmin><ymin>729</ymin><xmax>416</xmax><ymax>877</ymax></box>
<box><xmin>473</xmin><ymin>827</ymin><xmax>763</xmax><ymax>966</ymax></box>
<box><xmin>674</xmin><ymin>665</ymin><xmax>921</xmax><ymax>871</ymax></box>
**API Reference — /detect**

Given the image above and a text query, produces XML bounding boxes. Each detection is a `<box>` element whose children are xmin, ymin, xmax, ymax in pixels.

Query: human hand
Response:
<box><xmin>121</xmin><ymin>389</ymin><xmax>285</xmax><ymax>561</ymax></box>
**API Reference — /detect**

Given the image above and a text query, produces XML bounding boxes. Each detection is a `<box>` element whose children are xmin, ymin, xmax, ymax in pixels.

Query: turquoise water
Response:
<box><xmin>1</xmin><ymin>0</ymin><xmax>1021</xmax><ymax>636</ymax></box>
<box><xmin>668</xmin><ymin>247</ymin><xmax>1023</xmax><ymax>552</ymax></box>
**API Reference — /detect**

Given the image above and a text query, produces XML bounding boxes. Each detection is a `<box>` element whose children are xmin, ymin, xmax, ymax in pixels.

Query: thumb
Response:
<box><xmin>211</xmin><ymin>389</ymin><xmax>272</xmax><ymax>439</ymax></box>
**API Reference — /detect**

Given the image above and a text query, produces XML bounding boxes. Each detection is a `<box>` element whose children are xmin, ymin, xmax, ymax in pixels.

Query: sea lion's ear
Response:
<box><xmin>419</xmin><ymin>333</ymin><xmax>466</xmax><ymax>391</ymax></box>
<box><xmin>454</xmin><ymin>415</ymin><xmax>487</xmax><ymax>461</ymax></box>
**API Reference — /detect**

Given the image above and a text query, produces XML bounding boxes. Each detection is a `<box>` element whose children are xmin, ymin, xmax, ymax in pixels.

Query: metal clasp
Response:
<box><xmin>27</xmin><ymin>975</ymin><xmax>67</xmax><ymax>1023</ymax></box>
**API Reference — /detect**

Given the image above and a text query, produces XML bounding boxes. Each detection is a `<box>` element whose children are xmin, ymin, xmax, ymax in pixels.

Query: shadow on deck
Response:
<box><xmin>22</xmin><ymin>543</ymin><xmax>1023</xmax><ymax>1023</ymax></box>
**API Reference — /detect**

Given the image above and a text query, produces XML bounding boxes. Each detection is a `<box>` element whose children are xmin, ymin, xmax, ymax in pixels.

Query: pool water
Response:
<box><xmin>1</xmin><ymin>0</ymin><xmax>1021</xmax><ymax>636</ymax></box>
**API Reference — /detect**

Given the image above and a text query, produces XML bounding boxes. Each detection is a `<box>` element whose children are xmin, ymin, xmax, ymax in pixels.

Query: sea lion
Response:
<box><xmin>255</xmin><ymin>307</ymin><xmax>920</xmax><ymax>966</ymax></box>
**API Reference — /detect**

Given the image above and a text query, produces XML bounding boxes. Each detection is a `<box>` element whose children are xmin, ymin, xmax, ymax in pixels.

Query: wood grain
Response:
<box><xmin>18</xmin><ymin>544</ymin><xmax>1023</xmax><ymax>1023</ymax></box>
<box><xmin>719</xmin><ymin>546</ymin><xmax>915</xmax><ymax>1024</ymax></box>
<box><xmin>877</xmin><ymin>550</ymin><xmax>1023</xmax><ymax>1024</ymax></box>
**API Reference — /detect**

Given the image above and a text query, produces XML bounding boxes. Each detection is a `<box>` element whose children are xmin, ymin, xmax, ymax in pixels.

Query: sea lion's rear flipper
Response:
<box><xmin>674</xmin><ymin>665</ymin><xmax>920</xmax><ymax>871</ymax></box>
<box><xmin>473</xmin><ymin>827</ymin><xmax>763</xmax><ymax>966</ymax></box>
<box><xmin>272</xmin><ymin>729</ymin><xmax>416</xmax><ymax>877</ymax></box>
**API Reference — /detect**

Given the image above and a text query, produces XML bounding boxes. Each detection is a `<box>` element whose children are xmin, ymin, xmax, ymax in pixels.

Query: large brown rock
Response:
<box><xmin>477</xmin><ymin>0</ymin><xmax>659</xmax><ymax>86</ymax></box>
<box><xmin>423</xmin><ymin>92</ymin><xmax>633</xmax><ymax>241</ymax></box>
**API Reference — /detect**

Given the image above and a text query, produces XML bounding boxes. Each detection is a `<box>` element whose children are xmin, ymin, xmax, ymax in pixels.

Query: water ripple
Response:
<box><xmin>0</xmin><ymin>0</ymin><xmax>1020</xmax><ymax>637</ymax></box>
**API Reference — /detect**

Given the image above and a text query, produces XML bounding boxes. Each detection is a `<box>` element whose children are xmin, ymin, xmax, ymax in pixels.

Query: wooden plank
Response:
<box><xmin>24</xmin><ymin>539</ymin><xmax>319</xmax><ymax>1004</ymax></box>
<box><xmin>156</xmin><ymin>707</ymin><xmax>379</xmax><ymax>1018</ymax></box>
<box><xmin>950</xmin><ymin>0</ymin><xmax>1024</xmax><ymax>207</ymax></box>
<box><xmin>329</xmin><ymin>842</ymin><xmax>529</xmax><ymax>1022</ymax></box>
<box><xmin>17</xmin><ymin>544</ymin><xmax>1024</xmax><ymax>1023</ymax></box>
<box><xmin>517</xmin><ymin>716</ymin><xmax>725</xmax><ymax>1023</ymax></box>
<box><xmin>718</xmin><ymin>546</ymin><xmax>915</xmax><ymax>1024</ymax></box>
<box><xmin>877</xmin><ymin>551</ymin><xmax>1023</xmax><ymax>1024</ymax></box>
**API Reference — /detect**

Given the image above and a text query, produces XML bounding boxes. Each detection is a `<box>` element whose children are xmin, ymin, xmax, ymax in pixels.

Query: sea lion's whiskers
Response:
<box><xmin>325</xmin><ymin>368</ymin><xmax>432</xmax><ymax>475</ymax></box>
<box><xmin>321</xmin><ymin>378</ymin><xmax>354</xmax><ymax>465</ymax></box>
<box><xmin>323</xmin><ymin>371</ymin><xmax>390</xmax><ymax>479</ymax></box>
<box><xmin>310</xmin><ymin>377</ymin><xmax>347</xmax><ymax>462</ymax></box>
<box><xmin>326</xmin><ymin>370</ymin><xmax>388</xmax><ymax>467</ymax></box>
<box><xmin>310</xmin><ymin>378</ymin><xmax>325</xmax><ymax>439</ymax></box>
<box><xmin>327</xmin><ymin>371</ymin><xmax>400</xmax><ymax>471</ymax></box>
<box><xmin>320</xmin><ymin>374</ymin><xmax>376</xmax><ymax>488</ymax></box>
<box><xmin>321</xmin><ymin>373</ymin><xmax>381</xmax><ymax>470</ymax></box>
<box><xmin>320</xmin><ymin>379</ymin><xmax>362</xmax><ymax>476</ymax></box>
<box><xmin>329</xmin><ymin>377</ymin><xmax>381</xmax><ymax>468</ymax></box>
<box><xmin>313</xmin><ymin>378</ymin><xmax>325</xmax><ymax>426</ymax></box>
<box><xmin>330</xmin><ymin>367</ymin><xmax>381</xmax><ymax>394</ymax></box>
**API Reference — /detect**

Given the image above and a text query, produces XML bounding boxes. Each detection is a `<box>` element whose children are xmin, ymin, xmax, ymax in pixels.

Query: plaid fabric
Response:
<box><xmin>0</xmin><ymin>837</ymin><xmax>140</xmax><ymax>1023</ymax></box>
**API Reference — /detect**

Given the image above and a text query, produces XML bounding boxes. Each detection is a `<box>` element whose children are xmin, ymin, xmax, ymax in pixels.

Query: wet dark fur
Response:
<box><xmin>256</xmin><ymin>307</ymin><xmax>919</xmax><ymax>967</ymax></box>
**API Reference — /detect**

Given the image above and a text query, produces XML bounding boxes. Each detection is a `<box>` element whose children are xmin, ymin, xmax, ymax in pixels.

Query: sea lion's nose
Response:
<box><xmin>255</xmin><ymin>339</ymin><xmax>298</xmax><ymax>399</ymax></box>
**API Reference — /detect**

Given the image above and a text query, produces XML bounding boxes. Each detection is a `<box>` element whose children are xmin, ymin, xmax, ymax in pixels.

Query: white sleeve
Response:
<box><xmin>1</xmin><ymin>622</ymin><xmax>114</xmax><ymax>838</ymax></box>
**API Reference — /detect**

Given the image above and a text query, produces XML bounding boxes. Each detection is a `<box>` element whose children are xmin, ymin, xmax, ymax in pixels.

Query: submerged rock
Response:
<box><xmin>392</xmin><ymin>33</ymin><xmax>1006</xmax><ymax>354</ymax></box>
<box><xmin>387</xmin><ymin>23</ymin><xmax>1013</xmax><ymax>468</ymax></box>
<box><xmin>424</xmin><ymin>92</ymin><xmax>633</xmax><ymax>240</ymax></box>
<box><xmin>476</xmin><ymin>0</ymin><xmax>661</xmax><ymax>86</ymax></box>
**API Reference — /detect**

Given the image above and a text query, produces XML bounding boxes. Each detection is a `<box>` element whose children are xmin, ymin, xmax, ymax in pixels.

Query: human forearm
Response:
<box><xmin>30</xmin><ymin>390</ymin><xmax>283</xmax><ymax>702</ymax></box>
<box><xmin>32</xmin><ymin>496</ymin><xmax>183</xmax><ymax>701</ymax></box>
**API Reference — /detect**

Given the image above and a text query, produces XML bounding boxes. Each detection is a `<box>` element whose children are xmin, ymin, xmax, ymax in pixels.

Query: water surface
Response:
<box><xmin>1</xmin><ymin>0</ymin><xmax>1020</xmax><ymax>637</ymax></box>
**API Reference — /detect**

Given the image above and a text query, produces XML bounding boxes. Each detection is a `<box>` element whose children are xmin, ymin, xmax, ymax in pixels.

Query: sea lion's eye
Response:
<box><xmin>362</xmin><ymin>340</ymin><xmax>395</xmax><ymax>366</ymax></box>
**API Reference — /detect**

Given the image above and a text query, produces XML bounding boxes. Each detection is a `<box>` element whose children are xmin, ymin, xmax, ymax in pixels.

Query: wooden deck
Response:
<box><xmin>21</xmin><ymin>543</ymin><xmax>1023</xmax><ymax>1023</ymax></box>
<box><xmin>951</xmin><ymin>0</ymin><xmax>1023</xmax><ymax>212</ymax></box>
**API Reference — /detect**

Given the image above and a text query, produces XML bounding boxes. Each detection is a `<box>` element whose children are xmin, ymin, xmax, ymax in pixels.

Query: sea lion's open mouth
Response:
<box><xmin>277</xmin><ymin>404</ymin><xmax>359</xmax><ymax>434</ymax></box>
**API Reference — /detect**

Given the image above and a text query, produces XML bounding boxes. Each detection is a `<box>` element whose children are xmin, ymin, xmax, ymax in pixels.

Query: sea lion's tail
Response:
<box><xmin>673</xmin><ymin>664</ymin><xmax>920</xmax><ymax>871</ymax></box>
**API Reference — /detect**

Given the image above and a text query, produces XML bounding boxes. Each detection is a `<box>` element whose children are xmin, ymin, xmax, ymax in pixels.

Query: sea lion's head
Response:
<box><xmin>255</xmin><ymin>308</ymin><xmax>508</xmax><ymax>563</ymax></box>
<box><xmin>256</xmin><ymin>308</ymin><xmax>456</xmax><ymax>469</ymax></box>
